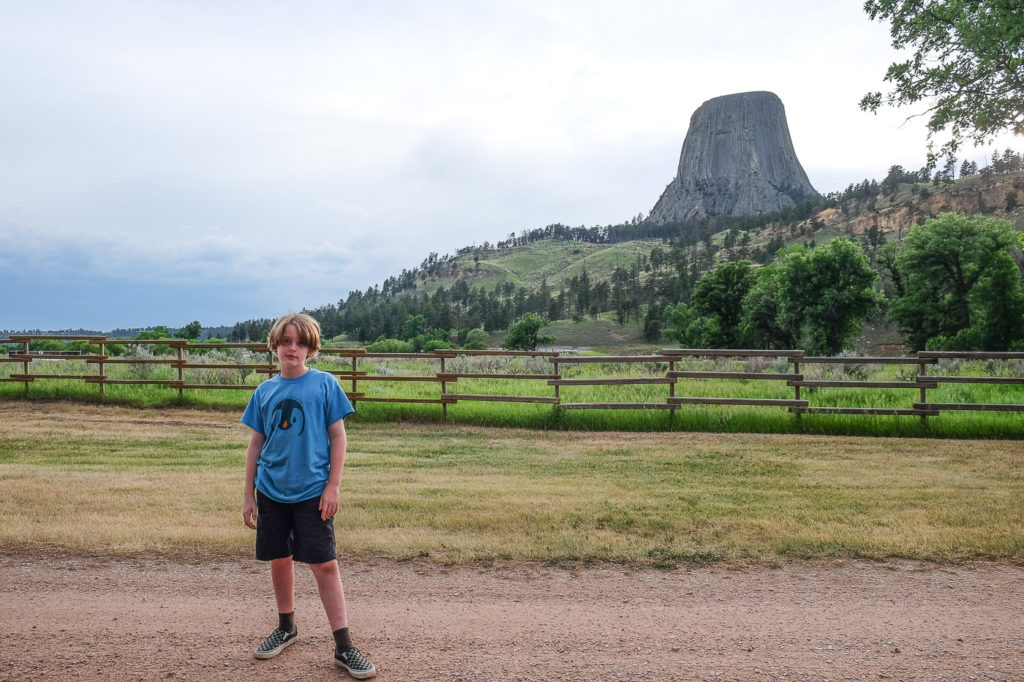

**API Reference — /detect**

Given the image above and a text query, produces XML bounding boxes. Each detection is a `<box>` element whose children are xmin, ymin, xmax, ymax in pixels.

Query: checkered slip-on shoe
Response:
<box><xmin>335</xmin><ymin>646</ymin><xmax>377</xmax><ymax>679</ymax></box>
<box><xmin>254</xmin><ymin>627</ymin><xmax>298</xmax><ymax>659</ymax></box>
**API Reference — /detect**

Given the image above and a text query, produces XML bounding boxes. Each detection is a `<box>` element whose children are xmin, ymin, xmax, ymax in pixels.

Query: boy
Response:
<box><xmin>241</xmin><ymin>313</ymin><xmax>376</xmax><ymax>679</ymax></box>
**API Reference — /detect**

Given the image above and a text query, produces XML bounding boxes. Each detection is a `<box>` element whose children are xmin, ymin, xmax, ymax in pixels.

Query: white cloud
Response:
<box><xmin>1</xmin><ymin>0</ymin><xmax>1018</xmax><ymax>330</ymax></box>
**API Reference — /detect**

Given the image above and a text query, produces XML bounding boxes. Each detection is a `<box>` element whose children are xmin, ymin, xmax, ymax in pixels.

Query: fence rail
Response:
<box><xmin>2</xmin><ymin>336</ymin><xmax>1023</xmax><ymax>419</ymax></box>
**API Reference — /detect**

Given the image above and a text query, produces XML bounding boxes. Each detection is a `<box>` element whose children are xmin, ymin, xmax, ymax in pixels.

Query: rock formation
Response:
<box><xmin>819</xmin><ymin>173</ymin><xmax>1024</xmax><ymax>237</ymax></box>
<box><xmin>649</xmin><ymin>91</ymin><xmax>818</xmax><ymax>222</ymax></box>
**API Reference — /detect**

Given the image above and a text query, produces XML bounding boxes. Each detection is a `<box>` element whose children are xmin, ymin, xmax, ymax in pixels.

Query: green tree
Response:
<box><xmin>877</xmin><ymin>241</ymin><xmax>906</xmax><ymax>299</ymax></box>
<box><xmin>366</xmin><ymin>336</ymin><xmax>413</xmax><ymax>353</ymax></box>
<box><xmin>137</xmin><ymin>326</ymin><xmax>171</xmax><ymax>339</ymax></box>
<box><xmin>860</xmin><ymin>0</ymin><xmax>1024</xmax><ymax>164</ymax></box>
<box><xmin>462</xmin><ymin>327</ymin><xmax>489</xmax><ymax>350</ymax></box>
<box><xmin>663</xmin><ymin>302</ymin><xmax>723</xmax><ymax>349</ymax></box>
<box><xmin>502</xmin><ymin>313</ymin><xmax>554</xmax><ymax>351</ymax></box>
<box><xmin>399</xmin><ymin>314</ymin><xmax>427</xmax><ymax>341</ymax></box>
<box><xmin>776</xmin><ymin>240</ymin><xmax>884</xmax><ymax>355</ymax></box>
<box><xmin>865</xmin><ymin>224</ymin><xmax>883</xmax><ymax>254</ymax></box>
<box><xmin>28</xmin><ymin>339</ymin><xmax>98</xmax><ymax>354</ymax></box>
<box><xmin>738</xmin><ymin>266</ymin><xmax>797</xmax><ymax>349</ymax></box>
<box><xmin>136</xmin><ymin>325</ymin><xmax>174</xmax><ymax>356</ymax></box>
<box><xmin>886</xmin><ymin>213</ymin><xmax>1024</xmax><ymax>350</ymax></box>
<box><xmin>686</xmin><ymin>260</ymin><xmax>758</xmax><ymax>347</ymax></box>
<box><xmin>663</xmin><ymin>302</ymin><xmax>695</xmax><ymax>346</ymax></box>
<box><xmin>642</xmin><ymin>303</ymin><xmax>665</xmax><ymax>342</ymax></box>
<box><xmin>424</xmin><ymin>338</ymin><xmax>454</xmax><ymax>352</ymax></box>
<box><xmin>175</xmin><ymin>320</ymin><xmax>202</xmax><ymax>340</ymax></box>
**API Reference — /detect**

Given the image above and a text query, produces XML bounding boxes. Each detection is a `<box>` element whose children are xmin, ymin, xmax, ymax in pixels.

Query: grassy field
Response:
<box><xmin>541</xmin><ymin>315</ymin><xmax>651</xmax><ymax>352</ymax></box>
<box><xmin>3</xmin><ymin>353</ymin><xmax>1023</xmax><ymax>439</ymax></box>
<box><xmin>1</xmin><ymin>401</ymin><xmax>1021</xmax><ymax>566</ymax></box>
<box><xmin>419</xmin><ymin>239</ymin><xmax>667</xmax><ymax>295</ymax></box>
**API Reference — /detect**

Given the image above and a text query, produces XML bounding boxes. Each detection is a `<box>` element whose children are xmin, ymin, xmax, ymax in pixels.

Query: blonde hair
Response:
<box><xmin>267</xmin><ymin>313</ymin><xmax>321</xmax><ymax>359</ymax></box>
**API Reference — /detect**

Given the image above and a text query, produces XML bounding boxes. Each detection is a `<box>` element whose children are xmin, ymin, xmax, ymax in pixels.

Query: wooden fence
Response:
<box><xmin>2</xmin><ymin>336</ymin><xmax>1023</xmax><ymax>419</ymax></box>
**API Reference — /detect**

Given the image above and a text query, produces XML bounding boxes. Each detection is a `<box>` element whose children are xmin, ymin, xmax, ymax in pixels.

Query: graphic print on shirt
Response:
<box><xmin>271</xmin><ymin>397</ymin><xmax>305</xmax><ymax>436</ymax></box>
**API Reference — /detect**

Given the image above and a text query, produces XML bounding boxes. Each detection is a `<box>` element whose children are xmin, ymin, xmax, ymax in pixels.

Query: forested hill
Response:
<box><xmin>229</xmin><ymin>152</ymin><xmax>1024</xmax><ymax>348</ymax></box>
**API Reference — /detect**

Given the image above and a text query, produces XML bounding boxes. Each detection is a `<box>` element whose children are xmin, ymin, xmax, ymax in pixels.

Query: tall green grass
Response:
<box><xmin>2</xmin><ymin>353</ymin><xmax>1021</xmax><ymax>438</ymax></box>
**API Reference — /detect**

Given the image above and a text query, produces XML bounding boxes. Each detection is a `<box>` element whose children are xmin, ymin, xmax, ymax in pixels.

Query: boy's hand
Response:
<box><xmin>243</xmin><ymin>496</ymin><xmax>258</xmax><ymax>529</ymax></box>
<box><xmin>319</xmin><ymin>485</ymin><xmax>340</xmax><ymax>521</ymax></box>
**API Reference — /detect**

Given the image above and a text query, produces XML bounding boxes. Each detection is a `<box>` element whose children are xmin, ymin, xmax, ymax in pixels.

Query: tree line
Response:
<box><xmin>664</xmin><ymin>213</ymin><xmax>1024</xmax><ymax>354</ymax></box>
<box><xmin>221</xmin><ymin>213</ymin><xmax>1023</xmax><ymax>355</ymax></box>
<box><xmin>221</xmin><ymin>149</ymin><xmax>1023</xmax><ymax>354</ymax></box>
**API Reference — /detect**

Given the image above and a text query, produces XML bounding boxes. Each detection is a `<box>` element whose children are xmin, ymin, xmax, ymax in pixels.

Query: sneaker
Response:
<box><xmin>254</xmin><ymin>627</ymin><xmax>298</xmax><ymax>659</ymax></box>
<box><xmin>335</xmin><ymin>646</ymin><xmax>377</xmax><ymax>679</ymax></box>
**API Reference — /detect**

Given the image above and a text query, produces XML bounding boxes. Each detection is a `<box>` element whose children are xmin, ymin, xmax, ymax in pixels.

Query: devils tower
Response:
<box><xmin>648</xmin><ymin>91</ymin><xmax>817</xmax><ymax>222</ymax></box>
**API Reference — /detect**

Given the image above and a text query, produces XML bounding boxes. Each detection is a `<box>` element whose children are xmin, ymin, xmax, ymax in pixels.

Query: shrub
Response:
<box><xmin>424</xmin><ymin>339</ymin><xmax>454</xmax><ymax>352</ymax></box>
<box><xmin>462</xmin><ymin>328</ymin><xmax>489</xmax><ymax>350</ymax></box>
<box><xmin>366</xmin><ymin>337</ymin><xmax>413</xmax><ymax>353</ymax></box>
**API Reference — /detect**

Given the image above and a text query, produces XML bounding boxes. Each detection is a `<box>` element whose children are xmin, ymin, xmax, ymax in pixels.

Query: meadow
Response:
<box><xmin>0</xmin><ymin>401</ymin><xmax>1021</xmax><ymax>566</ymax></box>
<box><xmin>2</xmin><ymin>349</ymin><xmax>1022</xmax><ymax>439</ymax></box>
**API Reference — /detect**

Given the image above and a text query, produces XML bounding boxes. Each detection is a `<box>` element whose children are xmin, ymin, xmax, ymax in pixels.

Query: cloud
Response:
<box><xmin>0</xmin><ymin>219</ymin><xmax>364</xmax><ymax>327</ymax></box>
<box><xmin>2</xmin><ymin>0</ymin><xmax>1016</xmax><ymax>331</ymax></box>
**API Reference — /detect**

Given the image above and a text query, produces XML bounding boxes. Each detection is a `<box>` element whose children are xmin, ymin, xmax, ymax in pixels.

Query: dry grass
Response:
<box><xmin>1</xmin><ymin>400</ymin><xmax>1021</xmax><ymax>565</ymax></box>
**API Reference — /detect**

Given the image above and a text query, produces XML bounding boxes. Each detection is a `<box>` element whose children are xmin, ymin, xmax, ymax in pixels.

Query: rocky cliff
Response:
<box><xmin>818</xmin><ymin>173</ymin><xmax>1024</xmax><ymax>237</ymax></box>
<box><xmin>649</xmin><ymin>91</ymin><xmax>818</xmax><ymax>222</ymax></box>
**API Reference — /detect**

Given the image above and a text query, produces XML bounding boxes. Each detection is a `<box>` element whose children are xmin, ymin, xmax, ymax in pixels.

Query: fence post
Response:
<box><xmin>177</xmin><ymin>344</ymin><xmax>184</xmax><ymax>400</ymax></box>
<box><xmin>98</xmin><ymin>339</ymin><xmax>106</xmax><ymax>400</ymax></box>
<box><xmin>351</xmin><ymin>354</ymin><xmax>358</xmax><ymax>403</ymax></box>
<box><xmin>22</xmin><ymin>340</ymin><xmax>30</xmax><ymax>395</ymax></box>
<box><xmin>440</xmin><ymin>356</ymin><xmax>448</xmax><ymax>421</ymax></box>
<box><xmin>668</xmin><ymin>359</ymin><xmax>676</xmax><ymax>426</ymax></box>
<box><xmin>792</xmin><ymin>356</ymin><xmax>801</xmax><ymax>422</ymax></box>
<box><xmin>918</xmin><ymin>353</ymin><xmax>928</xmax><ymax>422</ymax></box>
<box><xmin>552</xmin><ymin>357</ymin><xmax>561</xmax><ymax>407</ymax></box>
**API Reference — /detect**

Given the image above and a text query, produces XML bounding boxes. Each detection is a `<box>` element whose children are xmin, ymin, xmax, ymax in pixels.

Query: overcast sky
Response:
<box><xmin>1</xmin><ymin>1</ymin><xmax>1013</xmax><ymax>332</ymax></box>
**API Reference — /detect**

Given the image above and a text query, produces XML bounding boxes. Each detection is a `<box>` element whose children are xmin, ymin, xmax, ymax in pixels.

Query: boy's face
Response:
<box><xmin>275</xmin><ymin>323</ymin><xmax>310</xmax><ymax>375</ymax></box>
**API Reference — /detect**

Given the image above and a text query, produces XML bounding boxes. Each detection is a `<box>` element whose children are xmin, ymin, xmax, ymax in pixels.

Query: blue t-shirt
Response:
<box><xmin>241</xmin><ymin>368</ymin><xmax>354</xmax><ymax>503</ymax></box>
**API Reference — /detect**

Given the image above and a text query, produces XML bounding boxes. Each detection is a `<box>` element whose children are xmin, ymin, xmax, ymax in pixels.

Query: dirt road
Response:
<box><xmin>2</xmin><ymin>554</ymin><xmax>1020</xmax><ymax>681</ymax></box>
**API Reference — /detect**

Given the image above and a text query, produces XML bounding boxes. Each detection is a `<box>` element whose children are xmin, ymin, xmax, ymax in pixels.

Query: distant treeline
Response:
<box><xmin>838</xmin><ymin>147</ymin><xmax>1024</xmax><ymax>203</ymax></box>
<box><xmin>1</xmin><ymin>327</ymin><xmax>111</xmax><ymax>338</ymax></box>
<box><xmin>227</xmin><ymin>214</ymin><xmax>805</xmax><ymax>346</ymax></box>
<box><xmin>2</xmin><ymin>325</ymin><xmax>235</xmax><ymax>341</ymax></box>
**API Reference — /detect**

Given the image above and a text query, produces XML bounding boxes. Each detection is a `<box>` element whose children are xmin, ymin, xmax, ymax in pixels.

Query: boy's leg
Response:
<box><xmin>309</xmin><ymin>559</ymin><xmax>348</xmax><ymax>630</ymax></box>
<box><xmin>270</xmin><ymin>556</ymin><xmax>296</xmax><ymax>615</ymax></box>
<box><xmin>253</xmin><ymin>492</ymin><xmax>299</xmax><ymax>659</ymax></box>
<box><xmin>292</xmin><ymin>497</ymin><xmax>346</xmax><ymax>628</ymax></box>
<box><xmin>296</xmin><ymin>501</ymin><xmax>376</xmax><ymax>677</ymax></box>
<box><xmin>254</xmin><ymin>559</ymin><xmax>299</xmax><ymax>659</ymax></box>
<box><xmin>311</xmin><ymin>561</ymin><xmax>377</xmax><ymax>678</ymax></box>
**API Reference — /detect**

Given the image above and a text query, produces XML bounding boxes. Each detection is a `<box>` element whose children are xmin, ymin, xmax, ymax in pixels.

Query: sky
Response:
<box><xmin>1</xmin><ymin>1</ymin><xmax>1015</xmax><ymax>332</ymax></box>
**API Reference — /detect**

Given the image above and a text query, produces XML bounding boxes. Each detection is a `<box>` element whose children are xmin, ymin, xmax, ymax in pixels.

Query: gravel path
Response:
<box><xmin>2</xmin><ymin>554</ymin><xmax>1021</xmax><ymax>681</ymax></box>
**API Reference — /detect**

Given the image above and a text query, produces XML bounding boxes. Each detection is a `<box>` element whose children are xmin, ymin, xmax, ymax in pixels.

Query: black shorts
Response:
<box><xmin>255</xmin><ymin>490</ymin><xmax>337</xmax><ymax>564</ymax></box>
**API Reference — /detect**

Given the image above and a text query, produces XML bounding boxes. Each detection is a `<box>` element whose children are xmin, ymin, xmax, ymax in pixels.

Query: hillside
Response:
<box><xmin>419</xmin><ymin>239</ymin><xmax>668</xmax><ymax>295</ymax></box>
<box><xmin>400</xmin><ymin>172</ymin><xmax>1020</xmax><ymax>290</ymax></box>
<box><xmin>815</xmin><ymin>171</ymin><xmax>1024</xmax><ymax>238</ymax></box>
<box><xmin>271</xmin><ymin>163</ymin><xmax>1024</xmax><ymax>352</ymax></box>
<box><xmin>415</xmin><ymin>170</ymin><xmax>1023</xmax><ymax>299</ymax></box>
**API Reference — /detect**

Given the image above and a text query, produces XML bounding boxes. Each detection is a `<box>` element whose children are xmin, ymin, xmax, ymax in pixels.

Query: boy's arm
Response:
<box><xmin>243</xmin><ymin>430</ymin><xmax>265</xmax><ymax>529</ymax></box>
<box><xmin>319</xmin><ymin>418</ymin><xmax>347</xmax><ymax>521</ymax></box>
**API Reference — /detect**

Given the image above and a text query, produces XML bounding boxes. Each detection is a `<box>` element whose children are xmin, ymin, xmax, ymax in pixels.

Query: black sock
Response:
<box><xmin>333</xmin><ymin>627</ymin><xmax>352</xmax><ymax>652</ymax></box>
<box><xmin>279</xmin><ymin>612</ymin><xmax>295</xmax><ymax>633</ymax></box>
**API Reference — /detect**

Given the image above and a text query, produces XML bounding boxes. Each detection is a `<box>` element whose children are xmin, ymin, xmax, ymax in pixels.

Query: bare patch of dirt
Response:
<box><xmin>2</xmin><ymin>553</ymin><xmax>1021</xmax><ymax>681</ymax></box>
